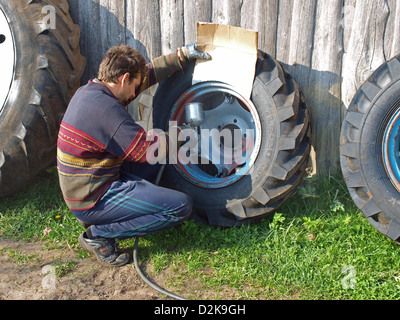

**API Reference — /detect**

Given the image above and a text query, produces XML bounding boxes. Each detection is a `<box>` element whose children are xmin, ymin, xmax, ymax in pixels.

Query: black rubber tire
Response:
<box><xmin>0</xmin><ymin>0</ymin><xmax>85</xmax><ymax>197</ymax></box>
<box><xmin>340</xmin><ymin>54</ymin><xmax>400</xmax><ymax>241</ymax></box>
<box><xmin>138</xmin><ymin>51</ymin><xmax>311</xmax><ymax>227</ymax></box>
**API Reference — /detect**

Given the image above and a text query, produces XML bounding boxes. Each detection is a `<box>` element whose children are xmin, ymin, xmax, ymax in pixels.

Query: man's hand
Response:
<box><xmin>185</xmin><ymin>43</ymin><xmax>211</xmax><ymax>60</ymax></box>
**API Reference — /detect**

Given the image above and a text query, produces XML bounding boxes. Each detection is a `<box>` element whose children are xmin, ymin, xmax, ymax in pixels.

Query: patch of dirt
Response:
<box><xmin>0</xmin><ymin>236</ymin><xmax>164</xmax><ymax>300</ymax></box>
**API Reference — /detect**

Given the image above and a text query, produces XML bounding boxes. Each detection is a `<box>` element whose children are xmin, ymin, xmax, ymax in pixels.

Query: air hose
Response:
<box><xmin>133</xmin><ymin>236</ymin><xmax>187</xmax><ymax>300</ymax></box>
<box><xmin>132</xmin><ymin>164</ymin><xmax>188</xmax><ymax>300</ymax></box>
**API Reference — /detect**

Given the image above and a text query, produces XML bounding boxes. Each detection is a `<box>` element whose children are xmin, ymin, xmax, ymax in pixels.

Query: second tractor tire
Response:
<box><xmin>341</xmin><ymin>54</ymin><xmax>400</xmax><ymax>241</ymax></box>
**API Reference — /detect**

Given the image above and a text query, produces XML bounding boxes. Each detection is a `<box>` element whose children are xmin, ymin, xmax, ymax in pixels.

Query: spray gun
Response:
<box><xmin>184</xmin><ymin>102</ymin><xmax>204</xmax><ymax>165</ymax></box>
<box><xmin>185</xmin><ymin>102</ymin><xmax>204</xmax><ymax>133</ymax></box>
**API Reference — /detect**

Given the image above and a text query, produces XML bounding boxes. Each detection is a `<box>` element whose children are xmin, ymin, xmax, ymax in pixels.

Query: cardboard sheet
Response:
<box><xmin>193</xmin><ymin>22</ymin><xmax>258</xmax><ymax>100</ymax></box>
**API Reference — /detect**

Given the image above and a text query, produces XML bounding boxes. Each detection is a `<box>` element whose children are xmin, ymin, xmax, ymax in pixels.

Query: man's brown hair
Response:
<box><xmin>98</xmin><ymin>44</ymin><xmax>147</xmax><ymax>84</ymax></box>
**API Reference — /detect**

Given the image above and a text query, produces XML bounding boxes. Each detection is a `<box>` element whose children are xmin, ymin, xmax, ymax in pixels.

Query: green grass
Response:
<box><xmin>1</xmin><ymin>169</ymin><xmax>400</xmax><ymax>299</ymax></box>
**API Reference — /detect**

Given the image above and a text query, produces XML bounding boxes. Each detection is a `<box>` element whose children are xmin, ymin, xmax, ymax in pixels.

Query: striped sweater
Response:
<box><xmin>57</xmin><ymin>49</ymin><xmax>188</xmax><ymax>211</ymax></box>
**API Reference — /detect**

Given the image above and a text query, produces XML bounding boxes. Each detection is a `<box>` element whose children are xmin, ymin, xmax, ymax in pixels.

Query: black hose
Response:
<box><xmin>133</xmin><ymin>236</ymin><xmax>187</xmax><ymax>300</ymax></box>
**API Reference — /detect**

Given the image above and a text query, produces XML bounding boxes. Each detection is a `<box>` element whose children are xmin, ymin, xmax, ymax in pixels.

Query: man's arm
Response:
<box><xmin>136</xmin><ymin>44</ymin><xmax>210</xmax><ymax>96</ymax></box>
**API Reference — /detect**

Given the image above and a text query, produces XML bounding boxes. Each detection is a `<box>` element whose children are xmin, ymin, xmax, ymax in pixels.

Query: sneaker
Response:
<box><xmin>78</xmin><ymin>232</ymin><xmax>130</xmax><ymax>267</ymax></box>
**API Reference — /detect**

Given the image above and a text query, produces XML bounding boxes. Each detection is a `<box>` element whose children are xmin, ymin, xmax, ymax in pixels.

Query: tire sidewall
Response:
<box><xmin>359</xmin><ymin>80</ymin><xmax>400</xmax><ymax>218</ymax></box>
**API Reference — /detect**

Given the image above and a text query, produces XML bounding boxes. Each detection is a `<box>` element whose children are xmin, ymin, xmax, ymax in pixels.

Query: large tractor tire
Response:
<box><xmin>137</xmin><ymin>51</ymin><xmax>311</xmax><ymax>227</ymax></box>
<box><xmin>0</xmin><ymin>0</ymin><xmax>85</xmax><ymax>196</ymax></box>
<box><xmin>341</xmin><ymin>54</ymin><xmax>400</xmax><ymax>242</ymax></box>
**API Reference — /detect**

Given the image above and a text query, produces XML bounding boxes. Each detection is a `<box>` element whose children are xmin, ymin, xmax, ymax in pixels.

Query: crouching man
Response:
<box><xmin>57</xmin><ymin>44</ymin><xmax>210</xmax><ymax>266</ymax></box>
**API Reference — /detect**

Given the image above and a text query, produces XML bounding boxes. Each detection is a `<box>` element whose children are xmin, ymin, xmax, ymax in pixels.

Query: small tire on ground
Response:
<box><xmin>138</xmin><ymin>51</ymin><xmax>311</xmax><ymax>227</ymax></box>
<box><xmin>0</xmin><ymin>0</ymin><xmax>85</xmax><ymax>197</ymax></box>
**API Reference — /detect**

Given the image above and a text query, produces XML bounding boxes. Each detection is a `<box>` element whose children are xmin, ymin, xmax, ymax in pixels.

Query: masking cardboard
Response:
<box><xmin>193</xmin><ymin>22</ymin><xmax>258</xmax><ymax>100</ymax></box>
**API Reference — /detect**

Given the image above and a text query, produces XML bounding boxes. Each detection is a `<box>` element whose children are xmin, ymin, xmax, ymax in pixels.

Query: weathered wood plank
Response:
<box><xmin>342</xmin><ymin>0</ymin><xmax>389</xmax><ymax>107</ymax></box>
<box><xmin>128</xmin><ymin>0</ymin><xmax>161</xmax><ymax>60</ymax></box>
<box><xmin>98</xmin><ymin>0</ymin><xmax>126</xmax><ymax>52</ymax></box>
<box><xmin>308</xmin><ymin>0</ymin><xmax>344</xmax><ymax>171</ymax></box>
<box><xmin>160</xmin><ymin>0</ymin><xmax>185</xmax><ymax>54</ymax></box>
<box><xmin>76</xmin><ymin>0</ymin><xmax>101</xmax><ymax>81</ymax></box>
<box><xmin>183</xmin><ymin>0</ymin><xmax>212</xmax><ymax>44</ymax></box>
<box><xmin>275</xmin><ymin>0</ymin><xmax>294</xmax><ymax>63</ymax></box>
<box><xmin>284</xmin><ymin>0</ymin><xmax>317</xmax><ymax>90</ymax></box>
<box><xmin>212</xmin><ymin>0</ymin><xmax>242</xmax><ymax>26</ymax></box>
<box><xmin>385</xmin><ymin>0</ymin><xmax>400</xmax><ymax>60</ymax></box>
<box><xmin>343</xmin><ymin>0</ymin><xmax>356</xmax><ymax>53</ymax></box>
<box><xmin>241</xmin><ymin>0</ymin><xmax>278</xmax><ymax>57</ymax></box>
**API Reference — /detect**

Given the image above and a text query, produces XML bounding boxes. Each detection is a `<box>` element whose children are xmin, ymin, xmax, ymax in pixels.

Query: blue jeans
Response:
<box><xmin>72</xmin><ymin>162</ymin><xmax>192</xmax><ymax>239</ymax></box>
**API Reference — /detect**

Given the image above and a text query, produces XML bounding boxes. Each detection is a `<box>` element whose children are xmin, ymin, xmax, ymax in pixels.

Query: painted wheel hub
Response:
<box><xmin>167</xmin><ymin>81</ymin><xmax>262</xmax><ymax>189</ymax></box>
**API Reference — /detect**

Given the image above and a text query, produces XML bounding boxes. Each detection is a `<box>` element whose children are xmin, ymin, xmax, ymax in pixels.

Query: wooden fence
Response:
<box><xmin>67</xmin><ymin>0</ymin><xmax>400</xmax><ymax>172</ymax></box>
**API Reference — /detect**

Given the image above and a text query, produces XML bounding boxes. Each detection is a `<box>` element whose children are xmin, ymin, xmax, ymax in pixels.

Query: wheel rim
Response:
<box><xmin>383</xmin><ymin>105</ymin><xmax>400</xmax><ymax>192</ymax></box>
<box><xmin>167</xmin><ymin>81</ymin><xmax>262</xmax><ymax>189</ymax></box>
<box><xmin>0</xmin><ymin>7</ymin><xmax>15</xmax><ymax>112</ymax></box>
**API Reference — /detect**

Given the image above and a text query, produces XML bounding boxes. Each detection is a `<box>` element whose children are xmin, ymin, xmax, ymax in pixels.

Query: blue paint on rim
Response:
<box><xmin>383</xmin><ymin>108</ymin><xmax>400</xmax><ymax>190</ymax></box>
